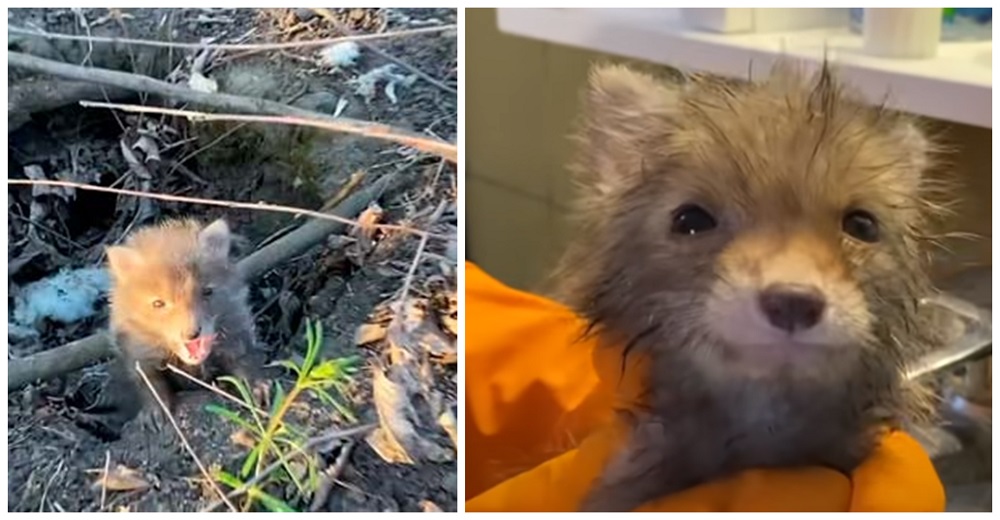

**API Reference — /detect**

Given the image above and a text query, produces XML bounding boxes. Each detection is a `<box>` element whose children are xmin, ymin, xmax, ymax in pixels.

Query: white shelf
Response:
<box><xmin>497</xmin><ymin>8</ymin><xmax>992</xmax><ymax>129</ymax></box>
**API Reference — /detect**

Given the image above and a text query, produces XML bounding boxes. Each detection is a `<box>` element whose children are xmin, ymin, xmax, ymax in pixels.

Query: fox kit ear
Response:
<box><xmin>579</xmin><ymin>64</ymin><xmax>681</xmax><ymax>195</ymax></box>
<box><xmin>106</xmin><ymin>246</ymin><xmax>143</xmax><ymax>279</ymax></box>
<box><xmin>199</xmin><ymin>219</ymin><xmax>231</xmax><ymax>261</ymax></box>
<box><xmin>892</xmin><ymin>121</ymin><xmax>932</xmax><ymax>176</ymax></box>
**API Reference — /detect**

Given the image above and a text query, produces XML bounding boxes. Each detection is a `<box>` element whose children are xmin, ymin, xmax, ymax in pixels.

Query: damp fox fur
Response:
<box><xmin>555</xmin><ymin>62</ymin><xmax>949</xmax><ymax>511</ymax></box>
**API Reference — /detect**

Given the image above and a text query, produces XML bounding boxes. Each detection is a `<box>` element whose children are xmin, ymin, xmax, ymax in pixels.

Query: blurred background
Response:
<box><xmin>465</xmin><ymin>7</ymin><xmax>990</xmax><ymax>294</ymax></box>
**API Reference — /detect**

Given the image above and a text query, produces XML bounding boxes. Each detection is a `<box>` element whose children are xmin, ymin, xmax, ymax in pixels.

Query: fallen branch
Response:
<box><xmin>7</xmin><ymin>51</ymin><xmax>457</xmax><ymax>162</ymax></box>
<box><xmin>7</xmin><ymin>334</ymin><xmax>111</xmax><ymax>392</ymax></box>
<box><xmin>8</xmin><ymin>24</ymin><xmax>456</xmax><ymax>51</ymax></box>
<box><xmin>8</xmin><ymin>78</ymin><xmax>131</xmax><ymax>134</ymax></box>
<box><xmin>7</xmin><ymin>172</ymin><xmax>407</xmax><ymax>391</ymax></box>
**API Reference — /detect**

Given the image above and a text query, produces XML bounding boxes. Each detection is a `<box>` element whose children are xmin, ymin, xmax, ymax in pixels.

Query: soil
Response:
<box><xmin>7</xmin><ymin>8</ymin><xmax>457</xmax><ymax>512</ymax></box>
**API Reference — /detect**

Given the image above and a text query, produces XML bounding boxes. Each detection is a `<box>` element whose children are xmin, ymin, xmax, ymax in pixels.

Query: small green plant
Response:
<box><xmin>206</xmin><ymin>319</ymin><xmax>359</xmax><ymax>511</ymax></box>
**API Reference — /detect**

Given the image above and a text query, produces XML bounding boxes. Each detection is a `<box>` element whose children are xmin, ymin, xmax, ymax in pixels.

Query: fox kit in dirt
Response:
<box><xmin>557</xmin><ymin>62</ymin><xmax>948</xmax><ymax>511</ymax></box>
<box><xmin>106</xmin><ymin>218</ymin><xmax>259</xmax><ymax>430</ymax></box>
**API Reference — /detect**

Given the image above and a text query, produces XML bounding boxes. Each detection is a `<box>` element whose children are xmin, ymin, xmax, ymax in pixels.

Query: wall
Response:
<box><xmin>465</xmin><ymin>8</ymin><xmax>992</xmax><ymax>293</ymax></box>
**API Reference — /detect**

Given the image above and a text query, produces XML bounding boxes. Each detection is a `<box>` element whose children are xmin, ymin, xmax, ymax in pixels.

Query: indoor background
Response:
<box><xmin>465</xmin><ymin>7</ymin><xmax>991</xmax><ymax>296</ymax></box>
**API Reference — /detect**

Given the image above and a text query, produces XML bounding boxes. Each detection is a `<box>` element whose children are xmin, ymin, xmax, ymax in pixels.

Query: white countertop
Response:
<box><xmin>497</xmin><ymin>8</ymin><xmax>992</xmax><ymax>128</ymax></box>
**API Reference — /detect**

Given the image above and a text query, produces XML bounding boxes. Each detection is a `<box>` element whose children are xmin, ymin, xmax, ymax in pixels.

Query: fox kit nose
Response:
<box><xmin>758</xmin><ymin>284</ymin><xmax>826</xmax><ymax>333</ymax></box>
<box><xmin>186</xmin><ymin>326</ymin><xmax>202</xmax><ymax>340</ymax></box>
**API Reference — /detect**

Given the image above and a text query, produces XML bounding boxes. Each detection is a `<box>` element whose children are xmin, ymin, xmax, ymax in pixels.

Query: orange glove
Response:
<box><xmin>464</xmin><ymin>262</ymin><xmax>944</xmax><ymax>512</ymax></box>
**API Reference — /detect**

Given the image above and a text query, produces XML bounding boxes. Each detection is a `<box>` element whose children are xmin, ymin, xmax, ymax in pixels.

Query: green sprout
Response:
<box><xmin>206</xmin><ymin>319</ymin><xmax>359</xmax><ymax>511</ymax></box>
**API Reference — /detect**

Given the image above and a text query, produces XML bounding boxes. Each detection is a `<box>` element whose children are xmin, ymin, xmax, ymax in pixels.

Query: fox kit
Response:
<box><xmin>106</xmin><ymin>218</ymin><xmax>258</xmax><ymax>430</ymax></box>
<box><xmin>557</xmin><ymin>63</ymin><xmax>947</xmax><ymax>511</ymax></box>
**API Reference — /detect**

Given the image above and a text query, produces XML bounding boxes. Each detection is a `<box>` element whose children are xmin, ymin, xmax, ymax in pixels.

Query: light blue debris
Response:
<box><xmin>10</xmin><ymin>267</ymin><xmax>111</xmax><ymax>332</ymax></box>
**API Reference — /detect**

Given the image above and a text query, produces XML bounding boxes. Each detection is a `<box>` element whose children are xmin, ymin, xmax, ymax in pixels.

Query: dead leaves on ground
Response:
<box><xmin>355</xmin><ymin>282</ymin><xmax>456</xmax><ymax>465</ymax></box>
<box><xmin>87</xmin><ymin>464</ymin><xmax>155</xmax><ymax>492</ymax></box>
<box><xmin>355</xmin><ymin>294</ymin><xmax>456</xmax><ymax>365</ymax></box>
<box><xmin>346</xmin><ymin>202</ymin><xmax>385</xmax><ymax>265</ymax></box>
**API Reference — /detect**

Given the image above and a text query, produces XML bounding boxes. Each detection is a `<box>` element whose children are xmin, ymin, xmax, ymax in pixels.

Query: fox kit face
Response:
<box><xmin>569</xmin><ymin>63</ymin><xmax>940</xmax><ymax>378</ymax></box>
<box><xmin>107</xmin><ymin>219</ymin><xmax>235</xmax><ymax>365</ymax></box>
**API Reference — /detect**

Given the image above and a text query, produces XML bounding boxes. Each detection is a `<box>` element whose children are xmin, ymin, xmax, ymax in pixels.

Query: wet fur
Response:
<box><xmin>106</xmin><ymin>218</ymin><xmax>260</xmax><ymax>426</ymax></box>
<box><xmin>555</xmin><ymin>62</ymin><xmax>948</xmax><ymax>511</ymax></box>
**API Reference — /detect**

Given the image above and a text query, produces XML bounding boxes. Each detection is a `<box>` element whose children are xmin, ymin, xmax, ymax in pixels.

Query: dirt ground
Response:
<box><xmin>8</xmin><ymin>8</ymin><xmax>457</xmax><ymax>512</ymax></box>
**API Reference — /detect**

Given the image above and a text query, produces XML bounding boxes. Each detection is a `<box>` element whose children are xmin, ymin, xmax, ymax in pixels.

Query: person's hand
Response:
<box><xmin>469</xmin><ymin>408</ymin><xmax>944</xmax><ymax>512</ymax></box>
<box><xmin>464</xmin><ymin>262</ymin><xmax>944</xmax><ymax>512</ymax></box>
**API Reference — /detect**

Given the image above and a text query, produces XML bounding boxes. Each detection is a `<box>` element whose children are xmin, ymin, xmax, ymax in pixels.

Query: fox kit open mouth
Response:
<box><xmin>181</xmin><ymin>334</ymin><xmax>217</xmax><ymax>365</ymax></box>
<box><xmin>556</xmin><ymin>60</ymin><xmax>950</xmax><ymax>511</ymax></box>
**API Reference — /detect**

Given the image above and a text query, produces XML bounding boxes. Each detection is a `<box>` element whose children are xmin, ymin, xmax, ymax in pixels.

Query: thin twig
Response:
<box><xmin>38</xmin><ymin>459</ymin><xmax>65</xmax><ymax>512</ymax></box>
<box><xmin>308</xmin><ymin>439</ymin><xmax>357</xmax><ymax>512</ymax></box>
<box><xmin>398</xmin><ymin>199</ymin><xmax>449</xmax><ymax>305</ymax></box>
<box><xmin>7</xmin><ymin>51</ymin><xmax>456</xmax><ymax>161</ymax></box>
<box><xmin>9</xmin><ymin>212</ymin><xmax>89</xmax><ymax>251</ymax></box>
<box><xmin>200</xmin><ymin>424</ymin><xmax>376</xmax><ymax>512</ymax></box>
<box><xmin>8</xmin><ymin>24</ymin><xmax>455</xmax><ymax>51</ymax></box>
<box><xmin>80</xmin><ymin>100</ymin><xmax>457</xmax><ymax>161</ymax></box>
<box><xmin>100</xmin><ymin>450</ymin><xmax>110</xmax><ymax>511</ymax></box>
<box><xmin>164</xmin><ymin>364</ymin><xmax>270</xmax><ymax>419</ymax></box>
<box><xmin>7</xmin><ymin>179</ymin><xmax>448</xmax><ymax>241</ymax></box>
<box><xmin>134</xmin><ymin>363</ymin><xmax>237</xmax><ymax>512</ymax></box>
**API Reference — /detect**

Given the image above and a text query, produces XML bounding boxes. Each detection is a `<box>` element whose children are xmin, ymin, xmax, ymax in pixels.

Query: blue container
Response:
<box><xmin>849</xmin><ymin>8</ymin><xmax>992</xmax><ymax>41</ymax></box>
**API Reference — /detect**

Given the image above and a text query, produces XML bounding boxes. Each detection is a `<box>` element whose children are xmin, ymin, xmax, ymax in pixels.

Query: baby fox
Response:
<box><xmin>106</xmin><ymin>218</ymin><xmax>259</xmax><ymax>430</ymax></box>
<box><xmin>557</xmin><ymin>62</ymin><xmax>947</xmax><ymax>511</ymax></box>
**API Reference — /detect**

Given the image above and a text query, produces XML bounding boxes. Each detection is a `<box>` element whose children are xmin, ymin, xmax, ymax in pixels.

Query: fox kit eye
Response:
<box><xmin>201</xmin><ymin>287</ymin><xmax>214</xmax><ymax>297</ymax></box>
<box><xmin>151</xmin><ymin>299</ymin><xmax>166</xmax><ymax>309</ymax></box>
<box><xmin>842</xmin><ymin>210</ymin><xmax>880</xmax><ymax>243</ymax></box>
<box><xmin>671</xmin><ymin>204</ymin><xmax>717</xmax><ymax>236</ymax></box>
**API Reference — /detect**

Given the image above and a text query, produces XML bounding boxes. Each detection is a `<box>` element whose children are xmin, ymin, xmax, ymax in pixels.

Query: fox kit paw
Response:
<box><xmin>135</xmin><ymin>406</ymin><xmax>169</xmax><ymax>433</ymax></box>
<box><xmin>251</xmin><ymin>378</ymin><xmax>271</xmax><ymax>407</ymax></box>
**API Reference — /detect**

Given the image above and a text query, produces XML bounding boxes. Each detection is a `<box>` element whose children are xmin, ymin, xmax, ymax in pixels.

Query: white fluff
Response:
<box><xmin>11</xmin><ymin>267</ymin><xmax>111</xmax><ymax>329</ymax></box>
<box><xmin>318</xmin><ymin>41</ymin><xmax>361</xmax><ymax>68</ymax></box>
<box><xmin>352</xmin><ymin>64</ymin><xmax>417</xmax><ymax>104</ymax></box>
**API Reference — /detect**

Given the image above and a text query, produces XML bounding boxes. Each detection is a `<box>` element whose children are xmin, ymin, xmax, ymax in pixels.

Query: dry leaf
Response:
<box><xmin>131</xmin><ymin>135</ymin><xmax>161</xmax><ymax>163</ymax></box>
<box><xmin>367</xmin><ymin>367</ymin><xmax>453</xmax><ymax>465</ymax></box>
<box><xmin>437</xmin><ymin>290</ymin><xmax>458</xmax><ymax>337</ymax></box>
<box><xmin>355</xmin><ymin>202</ymin><xmax>384</xmax><ymax>241</ymax></box>
<box><xmin>420</xmin><ymin>500</ymin><xmax>443</xmax><ymax>512</ymax></box>
<box><xmin>387</xmin><ymin>299</ymin><xmax>456</xmax><ymax>364</ymax></box>
<box><xmin>24</xmin><ymin>164</ymin><xmax>75</xmax><ymax>201</ymax></box>
<box><xmin>355</xmin><ymin>322</ymin><xmax>388</xmax><ymax>346</ymax></box>
<box><xmin>88</xmin><ymin>464</ymin><xmax>152</xmax><ymax>492</ymax></box>
<box><xmin>118</xmin><ymin>140</ymin><xmax>149</xmax><ymax>178</ymax></box>
<box><xmin>346</xmin><ymin>201</ymin><xmax>385</xmax><ymax>265</ymax></box>
<box><xmin>438</xmin><ymin>408</ymin><xmax>458</xmax><ymax>449</ymax></box>
<box><xmin>230</xmin><ymin>429</ymin><xmax>256</xmax><ymax>449</ymax></box>
<box><xmin>366</xmin><ymin>369</ymin><xmax>415</xmax><ymax>464</ymax></box>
